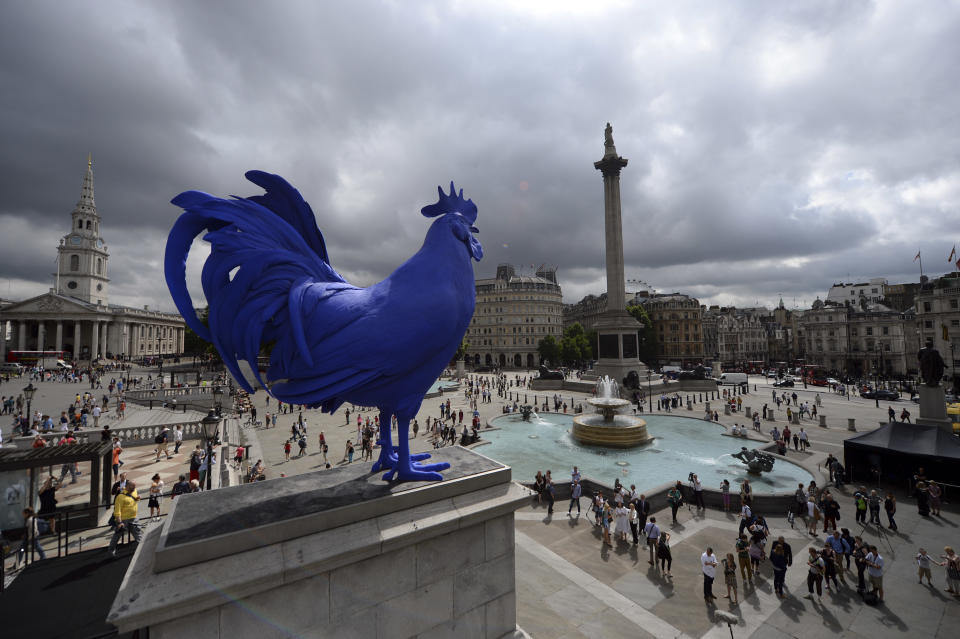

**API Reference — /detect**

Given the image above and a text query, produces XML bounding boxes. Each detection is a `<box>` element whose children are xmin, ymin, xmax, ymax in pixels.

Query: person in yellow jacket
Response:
<box><xmin>108</xmin><ymin>480</ymin><xmax>141</xmax><ymax>557</ymax></box>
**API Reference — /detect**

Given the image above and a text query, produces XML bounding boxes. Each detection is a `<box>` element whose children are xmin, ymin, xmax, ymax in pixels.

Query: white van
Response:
<box><xmin>0</xmin><ymin>362</ymin><xmax>22</xmax><ymax>374</ymax></box>
<box><xmin>716</xmin><ymin>372</ymin><xmax>748</xmax><ymax>385</ymax></box>
<box><xmin>55</xmin><ymin>360</ymin><xmax>73</xmax><ymax>370</ymax></box>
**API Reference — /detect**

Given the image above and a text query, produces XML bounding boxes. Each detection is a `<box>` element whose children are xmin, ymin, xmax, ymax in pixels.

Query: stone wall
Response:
<box><xmin>149</xmin><ymin>513</ymin><xmax>518</xmax><ymax>639</ymax></box>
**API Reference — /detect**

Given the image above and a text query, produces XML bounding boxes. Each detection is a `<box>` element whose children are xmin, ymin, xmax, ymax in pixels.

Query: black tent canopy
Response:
<box><xmin>844</xmin><ymin>422</ymin><xmax>960</xmax><ymax>485</ymax></box>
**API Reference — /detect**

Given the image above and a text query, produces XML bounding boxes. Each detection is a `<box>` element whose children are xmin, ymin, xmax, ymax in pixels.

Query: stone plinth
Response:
<box><xmin>108</xmin><ymin>447</ymin><xmax>529</xmax><ymax>639</ymax></box>
<box><xmin>917</xmin><ymin>385</ymin><xmax>953</xmax><ymax>433</ymax></box>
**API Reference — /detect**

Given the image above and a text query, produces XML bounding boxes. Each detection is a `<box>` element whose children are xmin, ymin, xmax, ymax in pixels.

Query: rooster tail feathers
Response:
<box><xmin>165</xmin><ymin>175</ymin><xmax>345</xmax><ymax>394</ymax></box>
<box><xmin>244</xmin><ymin>171</ymin><xmax>331</xmax><ymax>263</ymax></box>
<box><xmin>421</xmin><ymin>181</ymin><xmax>477</xmax><ymax>224</ymax></box>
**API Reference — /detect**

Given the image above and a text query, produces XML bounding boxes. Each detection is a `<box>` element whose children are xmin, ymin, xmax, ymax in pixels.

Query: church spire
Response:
<box><xmin>73</xmin><ymin>154</ymin><xmax>97</xmax><ymax>218</ymax></box>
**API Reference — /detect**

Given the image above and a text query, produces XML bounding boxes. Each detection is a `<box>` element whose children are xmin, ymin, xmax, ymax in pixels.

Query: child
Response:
<box><xmin>721</xmin><ymin>479</ymin><xmax>731</xmax><ymax>512</ymax></box>
<box><xmin>722</xmin><ymin>552</ymin><xmax>739</xmax><ymax>604</ymax></box>
<box><xmin>916</xmin><ymin>548</ymin><xmax>938</xmax><ymax>586</ymax></box>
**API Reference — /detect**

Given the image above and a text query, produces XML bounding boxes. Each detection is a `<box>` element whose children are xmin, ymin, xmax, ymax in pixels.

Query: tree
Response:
<box><xmin>627</xmin><ymin>304</ymin><xmax>659</xmax><ymax>365</ymax></box>
<box><xmin>560</xmin><ymin>323</ymin><xmax>593</xmax><ymax>366</ymax></box>
<box><xmin>182</xmin><ymin>306</ymin><xmax>217</xmax><ymax>356</ymax></box>
<box><xmin>559</xmin><ymin>336</ymin><xmax>581</xmax><ymax>366</ymax></box>
<box><xmin>537</xmin><ymin>335</ymin><xmax>560</xmax><ymax>367</ymax></box>
<box><xmin>453</xmin><ymin>338</ymin><xmax>469</xmax><ymax>361</ymax></box>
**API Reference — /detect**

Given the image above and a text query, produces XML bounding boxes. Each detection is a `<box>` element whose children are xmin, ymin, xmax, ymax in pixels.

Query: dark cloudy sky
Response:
<box><xmin>2</xmin><ymin>1</ymin><xmax>959</xmax><ymax>313</ymax></box>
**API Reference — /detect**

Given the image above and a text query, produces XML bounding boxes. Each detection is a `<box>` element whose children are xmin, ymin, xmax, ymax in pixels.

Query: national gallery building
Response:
<box><xmin>0</xmin><ymin>158</ymin><xmax>185</xmax><ymax>363</ymax></box>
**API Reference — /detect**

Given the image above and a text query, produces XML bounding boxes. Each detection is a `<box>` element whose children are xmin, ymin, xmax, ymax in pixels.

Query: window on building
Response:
<box><xmin>865</xmin><ymin>327</ymin><xmax>873</xmax><ymax>336</ymax></box>
<box><xmin>925</xmin><ymin>321</ymin><xmax>933</xmax><ymax>329</ymax></box>
<box><xmin>924</xmin><ymin>302</ymin><xmax>931</xmax><ymax>312</ymax></box>
<box><xmin>951</xmin><ymin>299</ymin><xmax>959</xmax><ymax>309</ymax></box>
<box><xmin>86</xmin><ymin>221</ymin><xmax>92</xmax><ymax>229</ymax></box>
<box><xmin>952</xmin><ymin>320</ymin><xmax>959</xmax><ymax>327</ymax></box>
<box><xmin>882</xmin><ymin>326</ymin><xmax>888</xmax><ymax>335</ymax></box>
<box><xmin>69</xmin><ymin>254</ymin><xmax>79</xmax><ymax>271</ymax></box>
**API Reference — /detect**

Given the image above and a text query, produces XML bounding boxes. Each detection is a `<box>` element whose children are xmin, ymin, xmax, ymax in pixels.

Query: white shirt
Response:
<box><xmin>93</xmin><ymin>406</ymin><xmax>101</xmax><ymax>417</ymax></box>
<box><xmin>701</xmin><ymin>552</ymin><xmax>717</xmax><ymax>578</ymax></box>
<box><xmin>175</xmin><ymin>429</ymin><xmax>183</xmax><ymax>442</ymax></box>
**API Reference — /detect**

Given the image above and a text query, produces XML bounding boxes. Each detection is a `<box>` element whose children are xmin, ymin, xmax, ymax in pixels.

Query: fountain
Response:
<box><xmin>572</xmin><ymin>376</ymin><xmax>652</xmax><ymax>447</ymax></box>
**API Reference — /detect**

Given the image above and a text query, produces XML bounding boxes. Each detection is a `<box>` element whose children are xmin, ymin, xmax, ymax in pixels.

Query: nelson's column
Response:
<box><xmin>592</xmin><ymin>123</ymin><xmax>649</xmax><ymax>383</ymax></box>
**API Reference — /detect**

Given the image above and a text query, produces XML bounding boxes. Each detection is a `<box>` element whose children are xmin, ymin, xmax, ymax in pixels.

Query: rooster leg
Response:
<box><xmin>383</xmin><ymin>412</ymin><xmax>450</xmax><ymax>482</ymax></box>
<box><xmin>371</xmin><ymin>408</ymin><xmax>396</xmax><ymax>473</ymax></box>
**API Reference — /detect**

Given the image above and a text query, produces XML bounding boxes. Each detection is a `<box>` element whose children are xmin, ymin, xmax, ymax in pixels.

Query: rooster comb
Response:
<box><xmin>421</xmin><ymin>181</ymin><xmax>477</xmax><ymax>224</ymax></box>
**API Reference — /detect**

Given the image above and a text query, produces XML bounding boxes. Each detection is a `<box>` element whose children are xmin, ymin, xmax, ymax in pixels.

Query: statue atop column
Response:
<box><xmin>604</xmin><ymin>122</ymin><xmax>614</xmax><ymax>148</ymax></box>
<box><xmin>918</xmin><ymin>337</ymin><xmax>945</xmax><ymax>387</ymax></box>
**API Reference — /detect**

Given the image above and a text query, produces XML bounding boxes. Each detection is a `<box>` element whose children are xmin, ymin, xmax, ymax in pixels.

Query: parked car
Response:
<box><xmin>826</xmin><ymin>377</ymin><xmax>840</xmax><ymax>385</ymax></box>
<box><xmin>0</xmin><ymin>362</ymin><xmax>23</xmax><ymax>374</ymax></box>
<box><xmin>861</xmin><ymin>389</ymin><xmax>899</xmax><ymax>400</ymax></box>
<box><xmin>773</xmin><ymin>379</ymin><xmax>794</xmax><ymax>387</ymax></box>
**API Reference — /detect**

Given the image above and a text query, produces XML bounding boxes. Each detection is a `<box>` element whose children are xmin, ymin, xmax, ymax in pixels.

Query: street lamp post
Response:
<box><xmin>646</xmin><ymin>371</ymin><xmax>652</xmax><ymax>413</ymax></box>
<box><xmin>23</xmin><ymin>382</ymin><xmax>36</xmax><ymax>430</ymax></box>
<box><xmin>212</xmin><ymin>385</ymin><xmax>224</xmax><ymax>416</ymax></box>
<box><xmin>200</xmin><ymin>410</ymin><xmax>221</xmax><ymax>491</ymax></box>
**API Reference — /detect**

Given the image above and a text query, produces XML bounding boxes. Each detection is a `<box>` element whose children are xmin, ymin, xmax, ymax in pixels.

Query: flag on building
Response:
<box><xmin>950</xmin><ymin>245</ymin><xmax>957</xmax><ymax>263</ymax></box>
<box><xmin>914</xmin><ymin>251</ymin><xmax>921</xmax><ymax>262</ymax></box>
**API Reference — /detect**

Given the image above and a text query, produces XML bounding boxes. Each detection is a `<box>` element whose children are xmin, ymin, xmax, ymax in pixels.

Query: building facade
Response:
<box><xmin>915</xmin><ymin>272</ymin><xmax>960</xmax><ymax>388</ymax></box>
<box><xmin>800</xmin><ymin>296</ymin><xmax>916</xmax><ymax>377</ymax></box>
<box><xmin>641</xmin><ymin>294</ymin><xmax>704</xmax><ymax>366</ymax></box>
<box><xmin>702</xmin><ymin>306</ymin><xmax>769</xmax><ymax>369</ymax></box>
<box><xmin>0</xmin><ymin>158</ymin><xmax>185</xmax><ymax>362</ymax></box>
<box><xmin>464</xmin><ymin>264</ymin><xmax>563</xmax><ymax>369</ymax></box>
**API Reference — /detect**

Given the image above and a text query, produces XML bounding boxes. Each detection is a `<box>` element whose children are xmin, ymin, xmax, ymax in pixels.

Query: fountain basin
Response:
<box><xmin>572</xmin><ymin>414</ymin><xmax>652</xmax><ymax>447</ymax></box>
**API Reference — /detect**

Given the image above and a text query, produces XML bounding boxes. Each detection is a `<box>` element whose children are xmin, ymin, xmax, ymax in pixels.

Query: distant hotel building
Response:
<box><xmin>641</xmin><ymin>294</ymin><xmax>704</xmax><ymax>366</ymax></box>
<box><xmin>464</xmin><ymin>264</ymin><xmax>562</xmax><ymax>368</ymax></box>
<box><xmin>0</xmin><ymin>158</ymin><xmax>185</xmax><ymax>362</ymax></box>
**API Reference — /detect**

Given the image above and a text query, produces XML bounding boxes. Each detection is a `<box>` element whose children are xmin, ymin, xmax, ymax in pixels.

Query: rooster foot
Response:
<box><xmin>382</xmin><ymin>460</ymin><xmax>451</xmax><ymax>482</ymax></box>
<box><xmin>371</xmin><ymin>448</ymin><xmax>396</xmax><ymax>473</ymax></box>
<box><xmin>372</xmin><ymin>451</ymin><xmax>431</xmax><ymax>472</ymax></box>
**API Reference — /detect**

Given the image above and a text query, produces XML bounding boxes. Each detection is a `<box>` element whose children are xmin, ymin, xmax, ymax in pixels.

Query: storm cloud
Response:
<box><xmin>1</xmin><ymin>0</ymin><xmax>958</xmax><ymax>313</ymax></box>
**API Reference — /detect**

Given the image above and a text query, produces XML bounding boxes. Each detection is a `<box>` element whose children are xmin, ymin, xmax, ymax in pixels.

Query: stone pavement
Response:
<box><xmin>233</xmin><ymin>373</ymin><xmax>958</xmax><ymax>638</ymax></box>
<box><xmin>513</xmin><ymin>491</ymin><xmax>959</xmax><ymax>638</ymax></box>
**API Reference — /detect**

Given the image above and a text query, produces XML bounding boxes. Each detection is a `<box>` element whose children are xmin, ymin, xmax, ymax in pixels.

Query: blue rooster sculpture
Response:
<box><xmin>164</xmin><ymin>171</ymin><xmax>482</xmax><ymax>481</ymax></box>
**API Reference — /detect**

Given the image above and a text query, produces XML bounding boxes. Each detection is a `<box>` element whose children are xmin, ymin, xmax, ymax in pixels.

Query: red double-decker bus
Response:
<box><xmin>803</xmin><ymin>365</ymin><xmax>829</xmax><ymax>386</ymax></box>
<box><xmin>5</xmin><ymin>350</ymin><xmax>67</xmax><ymax>364</ymax></box>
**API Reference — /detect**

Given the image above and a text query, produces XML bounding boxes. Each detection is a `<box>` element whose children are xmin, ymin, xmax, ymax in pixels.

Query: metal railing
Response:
<box><xmin>3</xmin><ymin>501</ymin><xmax>169</xmax><ymax>589</ymax></box>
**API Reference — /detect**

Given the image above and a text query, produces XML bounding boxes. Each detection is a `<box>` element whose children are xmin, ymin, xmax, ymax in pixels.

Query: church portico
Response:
<box><xmin>0</xmin><ymin>158</ymin><xmax>186</xmax><ymax>364</ymax></box>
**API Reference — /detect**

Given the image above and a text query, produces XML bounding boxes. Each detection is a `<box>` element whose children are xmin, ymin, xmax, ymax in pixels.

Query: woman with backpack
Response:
<box><xmin>821</xmin><ymin>543</ymin><xmax>840</xmax><ymax>591</ymax></box>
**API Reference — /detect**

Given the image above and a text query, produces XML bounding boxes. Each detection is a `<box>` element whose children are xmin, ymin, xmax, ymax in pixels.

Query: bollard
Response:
<box><xmin>724</xmin><ymin>405</ymin><xmax>731</xmax><ymax>416</ymax></box>
<box><xmin>819</xmin><ymin>415</ymin><xmax>827</xmax><ymax>428</ymax></box>
<box><xmin>705</xmin><ymin>402</ymin><xmax>711</xmax><ymax>412</ymax></box>
<box><xmin>847</xmin><ymin>418</ymin><xmax>856</xmax><ymax>432</ymax></box>
<box><xmin>745</xmin><ymin>407</ymin><xmax>751</xmax><ymax>418</ymax></box>
<box><xmin>791</xmin><ymin>412</ymin><xmax>800</xmax><ymax>425</ymax></box>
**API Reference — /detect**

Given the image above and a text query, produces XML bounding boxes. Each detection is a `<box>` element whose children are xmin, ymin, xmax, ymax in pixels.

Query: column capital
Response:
<box><xmin>594</xmin><ymin>155</ymin><xmax>628</xmax><ymax>177</ymax></box>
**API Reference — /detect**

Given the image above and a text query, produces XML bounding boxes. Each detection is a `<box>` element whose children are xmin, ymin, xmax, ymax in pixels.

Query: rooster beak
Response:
<box><xmin>470</xmin><ymin>226</ymin><xmax>479</xmax><ymax>233</ymax></box>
